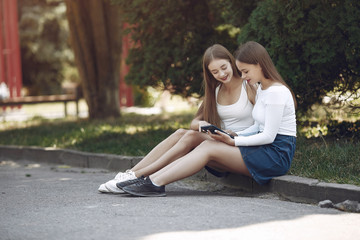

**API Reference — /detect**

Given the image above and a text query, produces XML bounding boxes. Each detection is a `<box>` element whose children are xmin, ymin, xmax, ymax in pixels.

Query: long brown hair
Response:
<box><xmin>234</xmin><ymin>41</ymin><xmax>297</xmax><ymax>108</ymax></box>
<box><xmin>196</xmin><ymin>44</ymin><xmax>253</xmax><ymax>127</ymax></box>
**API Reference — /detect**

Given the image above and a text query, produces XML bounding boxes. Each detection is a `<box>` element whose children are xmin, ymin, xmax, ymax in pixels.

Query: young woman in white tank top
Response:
<box><xmin>98</xmin><ymin>44</ymin><xmax>256</xmax><ymax>196</ymax></box>
<box><xmin>216</xmin><ymin>81</ymin><xmax>254</xmax><ymax>132</ymax></box>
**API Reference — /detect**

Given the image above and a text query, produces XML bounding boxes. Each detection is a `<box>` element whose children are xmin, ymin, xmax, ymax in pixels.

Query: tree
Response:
<box><xmin>113</xmin><ymin>0</ymin><xmax>241</xmax><ymax>97</ymax></box>
<box><xmin>214</xmin><ymin>0</ymin><xmax>261</xmax><ymax>28</ymax></box>
<box><xmin>238</xmin><ymin>0</ymin><xmax>360</xmax><ymax>114</ymax></box>
<box><xmin>18</xmin><ymin>0</ymin><xmax>70</xmax><ymax>95</ymax></box>
<box><xmin>65</xmin><ymin>0</ymin><xmax>122</xmax><ymax>119</ymax></box>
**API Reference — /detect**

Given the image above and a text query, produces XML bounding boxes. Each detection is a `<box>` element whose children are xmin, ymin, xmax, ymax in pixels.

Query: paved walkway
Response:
<box><xmin>1</xmin><ymin>160</ymin><xmax>359</xmax><ymax>240</ymax></box>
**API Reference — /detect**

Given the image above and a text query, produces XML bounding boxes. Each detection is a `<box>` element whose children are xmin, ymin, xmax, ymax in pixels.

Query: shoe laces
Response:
<box><xmin>114</xmin><ymin>170</ymin><xmax>135</xmax><ymax>181</ymax></box>
<box><xmin>132</xmin><ymin>177</ymin><xmax>150</xmax><ymax>186</ymax></box>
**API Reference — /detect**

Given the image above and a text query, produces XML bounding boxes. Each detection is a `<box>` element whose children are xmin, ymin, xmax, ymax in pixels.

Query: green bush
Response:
<box><xmin>114</xmin><ymin>0</ymin><xmax>241</xmax><ymax>97</ymax></box>
<box><xmin>238</xmin><ymin>0</ymin><xmax>360</xmax><ymax>114</ymax></box>
<box><xmin>327</xmin><ymin>120</ymin><xmax>360</xmax><ymax>140</ymax></box>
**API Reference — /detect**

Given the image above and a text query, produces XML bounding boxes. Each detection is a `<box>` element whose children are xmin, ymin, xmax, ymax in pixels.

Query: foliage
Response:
<box><xmin>327</xmin><ymin>120</ymin><xmax>360</xmax><ymax>140</ymax></box>
<box><xmin>113</xmin><ymin>0</ymin><xmax>246</xmax><ymax>97</ymax></box>
<box><xmin>238</xmin><ymin>0</ymin><xmax>360</xmax><ymax>114</ymax></box>
<box><xmin>18</xmin><ymin>0</ymin><xmax>74</xmax><ymax>95</ymax></box>
<box><xmin>132</xmin><ymin>86</ymin><xmax>154</xmax><ymax>107</ymax></box>
<box><xmin>299</xmin><ymin>120</ymin><xmax>360</xmax><ymax>141</ymax></box>
<box><xmin>213</xmin><ymin>0</ymin><xmax>262</xmax><ymax>28</ymax></box>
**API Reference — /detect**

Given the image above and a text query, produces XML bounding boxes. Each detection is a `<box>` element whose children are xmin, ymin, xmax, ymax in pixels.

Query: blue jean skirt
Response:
<box><xmin>239</xmin><ymin>134</ymin><xmax>296</xmax><ymax>185</ymax></box>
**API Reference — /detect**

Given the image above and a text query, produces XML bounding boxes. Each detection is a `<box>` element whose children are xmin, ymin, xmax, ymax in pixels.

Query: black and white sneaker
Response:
<box><xmin>122</xmin><ymin>177</ymin><xmax>166</xmax><ymax>197</ymax></box>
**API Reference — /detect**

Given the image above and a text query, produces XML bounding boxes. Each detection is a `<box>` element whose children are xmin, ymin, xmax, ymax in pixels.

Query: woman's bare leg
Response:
<box><xmin>150</xmin><ymin>139</ymin><xmax>251</xmax><ymax>186</ymax></box>
<box><xmin>131</xmin><ymin>129</ymin><xmax>187</xmax><ymax>172</ymax></box>
<box><xmin>133</xmin><ymin>130</ymin><xmax>211</xmax><ymax>177</ymax></box>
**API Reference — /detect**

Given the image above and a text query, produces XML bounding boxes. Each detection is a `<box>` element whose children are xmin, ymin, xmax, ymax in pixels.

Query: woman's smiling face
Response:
<box><xmin>208</xmin><ymin>59</ymin><xmax>233</xmax><ymax>84</ymax></box>
<box><xmin>236</xmin><ymin>60</ymin><xmax>263</xmax><ymax>85</ymax></box>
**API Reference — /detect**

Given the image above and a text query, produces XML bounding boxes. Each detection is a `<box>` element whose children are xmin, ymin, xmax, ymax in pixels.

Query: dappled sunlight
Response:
<box><xmin>125</xmin><ymin>126</ymin><xmax>142</xmax><ymax>135</ymax></box>
<box><xmin>59</xmin><ymin>178</ymin><xmax>71</xmax><ymax>181</ymax></box>
<box><xmin>0</xmin><ymin>160</ymin><xmax>21</xmax><ymax>168</ymax></box>
<box><xmin>141</xmin><ymin>214</ymin><xmax>360</xmax><ymax>240</ymax></box>
<box><xmin>24</xmin><ymin>163</ymin><xmax>41</xmax><ymax>169</ymax></box>
<box><xmin>124</xmin><ymin>125</ymin><xmax>176</xmax><ymax>135</ymax></box>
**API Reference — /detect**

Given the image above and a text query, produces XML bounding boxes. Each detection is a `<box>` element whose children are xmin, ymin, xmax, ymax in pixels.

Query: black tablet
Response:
<box><xmin>200</xmin><ymin>125</ymin><xmax>234</xmax><ymax>139</ymax></box>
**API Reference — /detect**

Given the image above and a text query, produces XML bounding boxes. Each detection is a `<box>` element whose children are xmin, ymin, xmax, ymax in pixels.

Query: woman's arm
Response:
<box><xmin>190</xmin><ymin>102</ymin><xmax>212</xmax><ymax>131</ymax></box>
<box><xmin>235</xmin><ymin>122</ymin><xmax>260</xmax><ymax>136</ymax></box>
<box><xmin>190</xmin><ymin>114</ymin><xmax>211</xmax><ymax>131</ymax></box>
<box><xmin>210</xmin><ymin>103</ymin><xmax>284</xmax><ymax>146</ymax></box>
<box><xmin>190</xmin><ymin>115</ymin><xmax>202</xmax><ymax>131</ymax></box>
<box><xmin>234</xmin><ymin>103</ymin><xmax>284</xmax><ymax>146</ymax></box>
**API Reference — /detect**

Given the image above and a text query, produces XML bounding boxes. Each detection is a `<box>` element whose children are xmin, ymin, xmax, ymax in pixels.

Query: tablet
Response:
<box><xmin>200</xmin><ymin>125</ymin><xmax>234</xmax><ymax>139</ymax></box>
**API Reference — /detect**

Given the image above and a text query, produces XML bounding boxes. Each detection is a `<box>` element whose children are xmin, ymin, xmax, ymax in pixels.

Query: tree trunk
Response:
<box><xmin>65</xmin><ymin>0</ymin><xmax>122</xmax><ymax>119</ymax></box>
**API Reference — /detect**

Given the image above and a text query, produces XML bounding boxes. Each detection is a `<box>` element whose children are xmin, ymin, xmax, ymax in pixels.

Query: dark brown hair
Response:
<box><xmin>234</xmin><ymin>41</ymin><xmax>297</xmax><ymax>108</ymax></box>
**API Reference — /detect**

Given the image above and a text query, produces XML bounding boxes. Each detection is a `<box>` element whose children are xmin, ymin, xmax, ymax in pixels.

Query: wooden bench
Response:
<box><xmin>0</xmin><ymin>94</ymin><xmax>80</xmax><ymax>117</ymax></box>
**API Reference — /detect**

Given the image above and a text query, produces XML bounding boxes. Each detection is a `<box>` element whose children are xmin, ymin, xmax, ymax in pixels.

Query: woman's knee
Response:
<box><xmin>196</xmin><ymin>140</ymin><xmax>224</xmax><ymax>157</ymax></box>
<box><xmin>183</xmin><ymin>129</ymin><xmax>200</xmax><ymax>138</ymax></box>
<box><xmin>195</xmin><ymin>139</ymin><xmax>214</xmax><ymax>151</ymax></box>
<box><xmin>179</xmin><ymin>130</ymin><xmax>205</xmax><ymax>146</ymax></box>
<box><xmin>173</xmin><ymin>128</ymin><xmax>188</xmax><ymax>138</ymax></box>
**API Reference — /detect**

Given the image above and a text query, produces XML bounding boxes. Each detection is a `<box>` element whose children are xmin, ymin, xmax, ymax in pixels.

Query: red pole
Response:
<box><xmin>2</xmin><ymin>0</ymin><xmax>22</xmax><ymax>98</ymax></box>
<box><xmin>0</xmin><ymin>0</ymin><xmax>7</xmax><ymax>85</ymax></box>
<box><xmin>3</xmin><ymin>0</ymin><xmax>13</xmax><ymax>97</ymax></box>
<box><xmin>11</xmin><ymin>0</ymin><xmax>23</xmax><ymax>98</ymax></box>
<box><xmin>119</xmin><ymin>23</ymin><xmax>134</xmax><ymax>107</ymax></box>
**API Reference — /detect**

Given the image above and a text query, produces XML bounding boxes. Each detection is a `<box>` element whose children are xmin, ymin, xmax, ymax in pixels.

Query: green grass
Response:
<box><xmin>0</xmin><ymin>112</ymin><xmax>194</xmax><ymax>156</ymax></box>
<box><xmin>290</xmin><ymin>137</ymin><xmax>360</xmax><ymax>186</ymax></box>
<box><xmin>0</xmin><ymin>111</ymin><xmax>359</xmax><ymax>186</ymax></box>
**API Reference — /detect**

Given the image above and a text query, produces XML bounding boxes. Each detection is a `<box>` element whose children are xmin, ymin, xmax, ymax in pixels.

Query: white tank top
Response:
<box><xmin>216</xmin><ymin>82</ymin><xmax>254</xmax><ymax>132</ymax></box>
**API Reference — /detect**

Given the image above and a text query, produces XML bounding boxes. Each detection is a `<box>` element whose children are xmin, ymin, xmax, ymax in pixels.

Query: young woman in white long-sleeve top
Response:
<box><xmin>98</xmin><ymin>44</ymin><xmax>256</xmax><ymax>194</ymax></box>
<box><xmin>232</xmin><ymin>41</ymin><xmax>297</xmax><ymax>184</ymax></box>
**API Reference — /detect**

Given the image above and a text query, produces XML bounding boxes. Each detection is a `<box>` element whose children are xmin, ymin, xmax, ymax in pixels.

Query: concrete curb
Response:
<box><xmin>0</xmin><ymin>145</ymin><xmax>142</xmax><ymax>172</ymax></box>
<box><xmin>1</xmin><ymin>145</ymin><xmax>359</xmax><ymax>204</ymax></box>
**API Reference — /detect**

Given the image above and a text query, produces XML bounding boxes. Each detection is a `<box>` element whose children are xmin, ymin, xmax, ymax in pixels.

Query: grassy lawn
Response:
<box><xmin>0</xmin><ymin>106</ymin><xmax>359</xmax><ymax>186</ymax></box>
<box><xmin>0</xmin><ymin>110</ymin><xmax>194</xmax><ymax>156</ymax></box>
<box><xmin>290</xmin><ymin>137</ymin><xmax>359</xmax><ymax>185</ymax></box>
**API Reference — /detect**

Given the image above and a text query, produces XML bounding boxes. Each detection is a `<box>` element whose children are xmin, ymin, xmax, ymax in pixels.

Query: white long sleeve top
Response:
<box><xmin>234</xmin><ymin>85</ymin><xmax>296</xmax><ymax>146</ymax></box>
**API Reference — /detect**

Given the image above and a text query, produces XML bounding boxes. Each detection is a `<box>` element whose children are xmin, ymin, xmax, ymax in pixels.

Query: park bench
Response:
<box><xmin>0</xmin><ymin>94</ymin><xmax>80</xmax><ymax>117</ymax></box>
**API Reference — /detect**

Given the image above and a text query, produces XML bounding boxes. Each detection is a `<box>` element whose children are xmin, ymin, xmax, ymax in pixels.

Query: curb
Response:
<box><xmin>1</xmin><ymin>145</ymin><xmax>359</xmax><ymax>204</ymax></box>
<box><xmin>0</xmin><ymin>145</ymin><xmax>142</xmax><ymax>172</ymax></box>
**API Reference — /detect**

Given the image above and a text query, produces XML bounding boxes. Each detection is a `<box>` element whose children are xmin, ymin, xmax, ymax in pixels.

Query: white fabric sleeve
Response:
<box><xmin>234</xmin><ymin>103</ymin><xmax>285</xmax><ymax>146</ymax></box>
<box><xmin>235</xmin><ymin>121</ymin><xmax>259</xmax><ymax>136</ymax></box>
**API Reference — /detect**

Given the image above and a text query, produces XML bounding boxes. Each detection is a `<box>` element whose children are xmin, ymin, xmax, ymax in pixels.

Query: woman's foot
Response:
<box><xmin>122</xmin><ymin>177</ymin><xmax>166</xmax><ymax>197</ymax></box>
<box><xmin>98</xmin><ymin>170</ymin><xmax>137</xmax><ymax>194</ymax></box>
<box><xmin>116</xmin><ymin>176</ymin><xmax>144</xmax><ymax>189</ymax></box>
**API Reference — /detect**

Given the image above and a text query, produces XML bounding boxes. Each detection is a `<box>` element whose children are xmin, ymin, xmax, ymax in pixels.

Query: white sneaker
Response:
<box><xmin>98</xmin><ymin>170</ymin><xmax>136</xmax><ymax>194</ymax></box>
<box><xmin>98</xmin><ymin>172</ymin><xmax>126</xmax><ymax>193</ymax></box>
<box><xmin>98</xmin><ymin>183</ymin><xmax>109</xmax><ymax>193</ymax></box>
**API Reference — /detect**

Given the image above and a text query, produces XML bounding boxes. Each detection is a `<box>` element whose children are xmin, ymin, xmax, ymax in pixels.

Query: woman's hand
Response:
<box><xmin>224</xmin><ymin>129</ymin><xmax>237</xmax><ymax>138</ymax></box>
<box><xmin>198</xmin><ymin>121</ymin><xmax>211</xmax><ymax>132</ymax></box>
<box><xmin>208</xmin><ymin>130</ymin><xmax>235</xmax><ymax>146</ymax></box>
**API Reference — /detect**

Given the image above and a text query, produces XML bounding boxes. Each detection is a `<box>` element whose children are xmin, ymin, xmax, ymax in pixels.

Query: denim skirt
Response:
<box><xmin>239</xmin><ymin>134</ymin><xmax>296</xmax><ymax>185</ymax></box>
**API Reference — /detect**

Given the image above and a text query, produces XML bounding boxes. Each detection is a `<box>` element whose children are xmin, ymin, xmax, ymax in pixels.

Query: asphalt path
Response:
<box><xmin>1</xmin><ymin>160</ymin><xmax>359</xmax><ymax>240</ymax></box>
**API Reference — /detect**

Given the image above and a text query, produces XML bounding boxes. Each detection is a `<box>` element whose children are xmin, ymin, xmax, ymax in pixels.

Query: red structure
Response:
<box><xmin>119</xmin><ymin>23</ymin><xmax>134</xmax><ymax>107</ymax></box>
<box><xmin>0</xmin><ymin>0</ymin><xmax>23</xmax><ymax>99</ymax></box>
